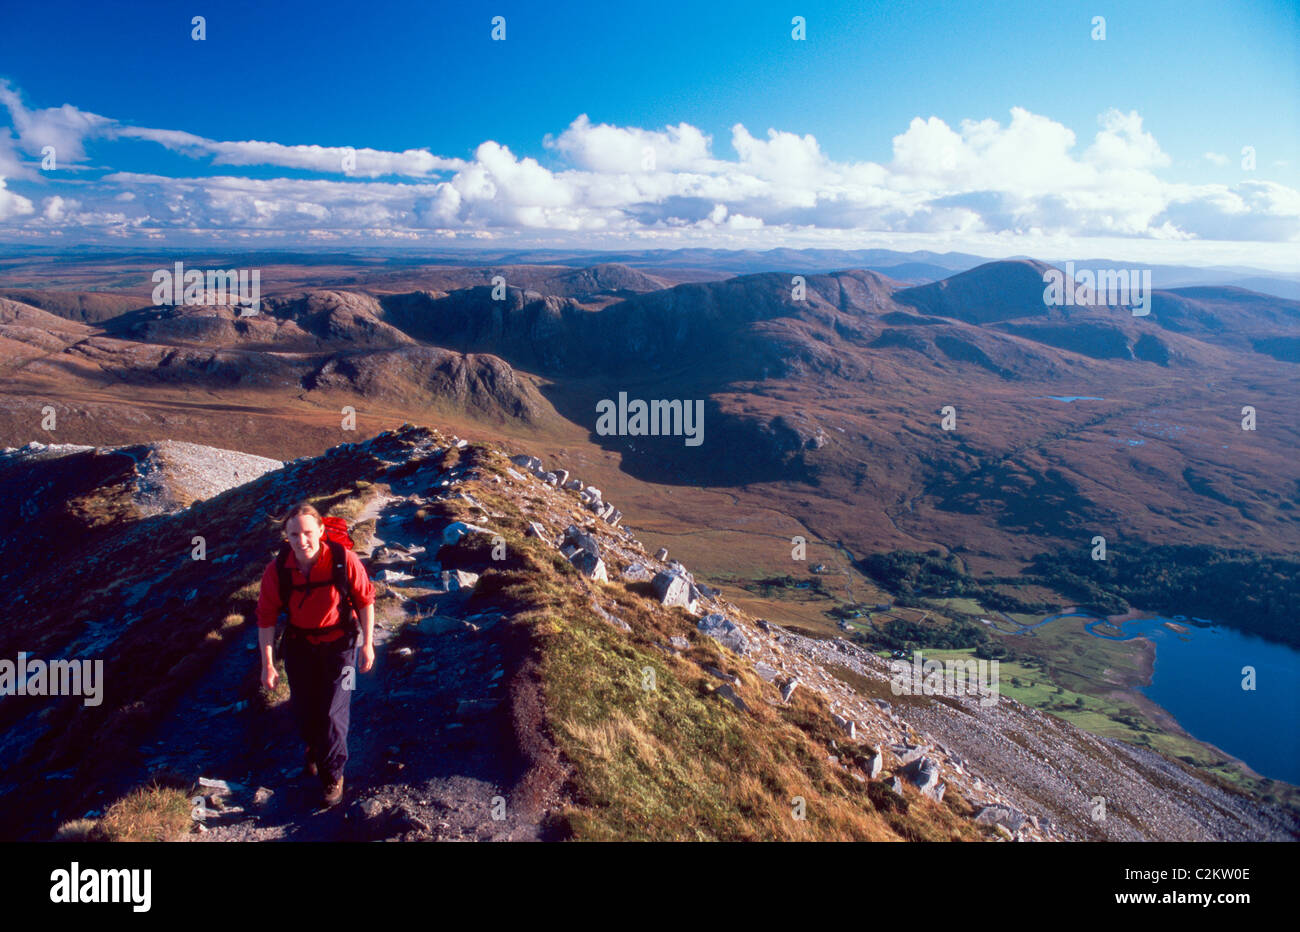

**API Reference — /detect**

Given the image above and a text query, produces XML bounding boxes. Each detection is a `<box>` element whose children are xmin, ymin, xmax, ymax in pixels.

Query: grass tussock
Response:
<box><xmin>56</xmin><ymin>779</ymin><xmax>195</xmax><ymax>842</ymax></box>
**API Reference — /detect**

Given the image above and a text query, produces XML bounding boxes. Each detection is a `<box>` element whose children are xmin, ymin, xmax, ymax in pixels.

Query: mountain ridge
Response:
<box><xmin>5</xmin><ymin>426</ymin><xmax>1294</xmax><ymax>842</ymax></box>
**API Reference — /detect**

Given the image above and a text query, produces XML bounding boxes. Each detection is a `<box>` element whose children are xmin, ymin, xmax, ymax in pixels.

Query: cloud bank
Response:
<box><xmin>0</xmin><ymin>81</ymin><xmax>1296</xmax><ymax>263</ymax></box>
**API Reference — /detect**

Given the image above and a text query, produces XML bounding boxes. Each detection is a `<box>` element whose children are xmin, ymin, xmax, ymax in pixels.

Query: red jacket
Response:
<box><xmin>257</xmin><ymin>545</ymin><xmax>375</xmax><ymax>644</ymax></box>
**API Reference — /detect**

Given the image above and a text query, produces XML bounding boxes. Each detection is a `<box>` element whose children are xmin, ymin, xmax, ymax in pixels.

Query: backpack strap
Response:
<box><xmin>327</xmin><ymin>539</ymin><xmax>361</xmax><ymax>641</ymax></box>
<box><xmin>275</xmin><ymin>542</ymin><xmax>294</xmax><ymax>620</ymax></box>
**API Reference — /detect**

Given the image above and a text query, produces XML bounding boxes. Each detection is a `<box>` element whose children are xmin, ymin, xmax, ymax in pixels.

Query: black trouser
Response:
<box><xmin>282</xmin><ymin>629</ymin><xmax>357</xmax><ymax>783</ymax></box>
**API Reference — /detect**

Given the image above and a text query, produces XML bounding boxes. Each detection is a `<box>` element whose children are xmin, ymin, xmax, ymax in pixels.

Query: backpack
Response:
<box><xmin>275</xmin><ymin>516</ymin><xmax>360</xmax><ymax>646</ymax></box>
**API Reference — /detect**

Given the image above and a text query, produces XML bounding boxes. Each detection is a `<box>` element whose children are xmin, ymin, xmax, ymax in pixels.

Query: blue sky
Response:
<box><xmin>0</xmin><ymin>0</ymin><xmax>1297</xmax><ymax>267</ymax></box>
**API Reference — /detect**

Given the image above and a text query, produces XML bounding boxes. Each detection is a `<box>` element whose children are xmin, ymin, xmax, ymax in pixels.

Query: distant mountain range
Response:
<box><xmin>2</xmin><ymin>246</ymin><xmax>1297</xmax><ymax>298</ymax></box>
<box><xmin>2</xmin><ymin>257</ymin><xmax>1297</xmax><ymax>579</ymax></box>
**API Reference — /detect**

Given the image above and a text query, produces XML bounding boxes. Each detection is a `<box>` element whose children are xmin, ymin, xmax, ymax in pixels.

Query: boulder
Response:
<box><xmin>831</xmin><ymin>713</ymin><xmax>856</xmax><ymax>739</ymax></box>
<box><xmin>654</xmin><ymin>547</ymin><xmax>669</xmax><ymax>561</ymax></box>
<box><xmin>565</xmin><ymin>478</ymin><xmax>582</xmax><ymax>491</ymax></box>
<box><xmin>442</xmin><ymin>569</ymin><xmax>479</xmax><ymax>592</ymax></box>
<box><xmin>897</xmin><ymin>746</ymin><xmax>929</xmax><ymax>766</ymax></box>
<box><xmin>867</xmin><ymin>750</ymin><xmax>883</xmax><ymax>779</ymax></box>
<box><xmin>713</xmin><ymin>683</ymin><xmax>749</xmax><ymax>713</ymax></box>
<box><xmin>563</xmin><ymin>525</ymin><xmax>601</xmax><ymax>558</ymax></box>
<box><xmin>697</xmin><ymin>613</ymin><xmax>753</xmax><ymax>655</ymax></box>
<box><xmin>510</xmin><ymin>454</ymin><xmax>542</xmax><ymax>471</ymax></box>
<box><xmin>441</xmin><ymin>521</ymin><xmax>491</xmax><ymax>546</ymax></box>
<box><xmin>974</xmin><ymin>805</ymin><xmax>1027</xmax><ymax>833</ymax></box>
<box><xmin>688</xmin><ymin>582</ymin><xmax>710</xmax><ymax>605</ymax></box>
<box><xmin>669</xmin><ymin>636</ymin><xmax>690</xmax><ymax>651</ymax></box>
<box><xmin>526</xmin><ymin>521</ymin><xmax>549</xmax><ymax>541</ymax></box>
<box><xmin>754</xmin><ymin>662</ymin><xmax>779</xmax><ymax>682</ymax></box>
<box><xmin>780</xmin><ymin>678</ymin><xmax>799</xmax><ymax>703</ymax></box>
<box><xmin>372</xmin><ymin>545</ymin><xmax>419</xmax><ymax>564</ymax></box>
<box><xmin>900</xmin><ymin>756</ymin><xmax>939</xmax><ymax>794</ymax></box>
<box><xmin>568</xmin><ymin>549</ymin><xmax>608</xmax><ymax>582</ymax></box>
<box><xmin>652</xmin><ymin>571</ymin><xmax>696</xmax><ymax>610</ymax></box>
<box><xmin>554</xmin><ymin>469</ymin><xmax>570</xmax><ymax>486</ymax></box>
<box><xmin>621</xmin><ymin>562</ymin><xmax>654</xmax><ymax>582</ymax></box>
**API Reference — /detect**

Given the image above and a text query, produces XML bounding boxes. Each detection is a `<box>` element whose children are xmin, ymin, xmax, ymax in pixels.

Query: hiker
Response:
<box><xmin>256</xmin><ymin>502</ymin><xmax>375</xmax><ymax>806</ymax></box>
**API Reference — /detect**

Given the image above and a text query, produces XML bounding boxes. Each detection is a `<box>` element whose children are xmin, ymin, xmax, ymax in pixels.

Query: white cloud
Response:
<box><xmin>544</xmin><ymin>113</ymin><xmax>714</xmax><ymax>172</ymax></box>
<box><xmin>1158</xmin><ymin>180</ymin><xmax>1300</xmax><ymax>241</ymax></box>
<box><xmin>42</xmin><ymin>195</ymin><xmax>77</xmax><ymax>221</ymax></box>
<box><xmin>116</xmin><ymin>127</ymin><xmax>464</xmax><ymax>178</ymax></box>
<box><xmin>0</xmin><ymin>80</ymin><xmax>457</xmax><ymax>179</ymax></box>
<box><xmin>0</xmin><ymin>178</ymin><xmax>35</xmax><ymax>220</ymax></box>
<box><xmin>1204</xmin><ymin>152</ymin><xmax>1230</xmax><ymax>166</ymax></box>
<box><xmin>0</xmin><ymin>128</ymin><xmax>30</xmax><ymax>179</ymax></box>
<box><xmin>0</xmin><ymin>80</ymin><xmax>111</xmax><ymax>166</ymax></box>
<box><xmin>1085</xmin><ymin>109</ymin><xmax>1170</xmax><ymax>172</ymax></box>
<box><xmin>0</xmin><ymin>81</ymin><xmax>1295</xmax><ymax>256</ymax></box>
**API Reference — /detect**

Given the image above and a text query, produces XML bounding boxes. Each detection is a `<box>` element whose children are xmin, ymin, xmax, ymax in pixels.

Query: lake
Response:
<box><xmin>1027</xmin><ymin>611</ymin><xmax>1300</xmax><ymax>784</ymax></box>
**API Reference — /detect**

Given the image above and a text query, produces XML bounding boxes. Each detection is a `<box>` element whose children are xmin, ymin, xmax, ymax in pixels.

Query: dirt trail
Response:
<box><xmin>174</xmin><ymin>470</ymin><xmax>545</xmax><ymax>841</ymax></box>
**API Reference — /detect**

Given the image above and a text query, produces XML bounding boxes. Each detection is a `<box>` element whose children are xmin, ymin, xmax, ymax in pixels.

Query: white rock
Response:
<box><xmin>441</xmin><ymin>521</ymin><xmax>491</xmax><ymax>546</ymax></box>
<box><xmin>621</xmin><ymin>562</ymin><xmax>654</xmax><ymax>582</ymax></box>
<box><xmin>697</xmin><ymin>613</ymin><xmax>753</xmax><ymax>655</ymax></box>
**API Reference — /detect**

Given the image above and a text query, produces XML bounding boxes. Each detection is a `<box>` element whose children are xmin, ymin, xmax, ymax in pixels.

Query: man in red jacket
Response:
<box><xmin>256</xmin><ymin>502</ymin><xmax>375</xmax><ymax>807</ymax></box>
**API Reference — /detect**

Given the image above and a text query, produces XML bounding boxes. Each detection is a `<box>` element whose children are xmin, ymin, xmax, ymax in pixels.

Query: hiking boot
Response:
<box><xmin>302</xmin><ymin>748</ymin><xmax>318</xmax><ymax>779</ymax></box>
<box><xmin>322</xmin><ymin>776</ymin><xmax>344</xmax><ymax>807</ymax></box>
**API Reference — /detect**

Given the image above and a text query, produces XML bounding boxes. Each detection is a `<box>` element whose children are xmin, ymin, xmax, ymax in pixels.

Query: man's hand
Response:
<box><xmin>262</xmin><ymin>664</ymin><xmax>278</xmax><ymax>692</ymax></box>
<box><xmin>359</xmin><ymin>641</ymin><xmax>375</xmax><ymax>673</ymax></box>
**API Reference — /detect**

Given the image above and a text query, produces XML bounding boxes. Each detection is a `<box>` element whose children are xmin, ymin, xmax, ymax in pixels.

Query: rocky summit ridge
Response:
<box><xmin>2</xmin><ymin>424</ymin><xmax>1293</xmax><ymax>842</ymax></box>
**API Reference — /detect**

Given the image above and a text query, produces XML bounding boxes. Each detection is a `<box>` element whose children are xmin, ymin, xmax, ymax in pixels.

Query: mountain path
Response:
<box><xmin>176</xmin><ymin>468</ymin><xmax>543</xmax><ymax>842</ymax></box>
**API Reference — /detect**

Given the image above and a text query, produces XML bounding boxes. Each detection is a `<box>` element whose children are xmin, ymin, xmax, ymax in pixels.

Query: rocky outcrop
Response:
<box><xmin>697</xmin><ymin>613</ymin><xmax>753</xmax><ymax>656</ymax></box>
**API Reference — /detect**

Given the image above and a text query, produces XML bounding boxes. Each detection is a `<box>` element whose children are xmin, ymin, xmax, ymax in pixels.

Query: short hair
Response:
<box><xmin>280</xmin><ymin>501</ymin><xmax>324</xmax><ymax>533</ymax></box>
